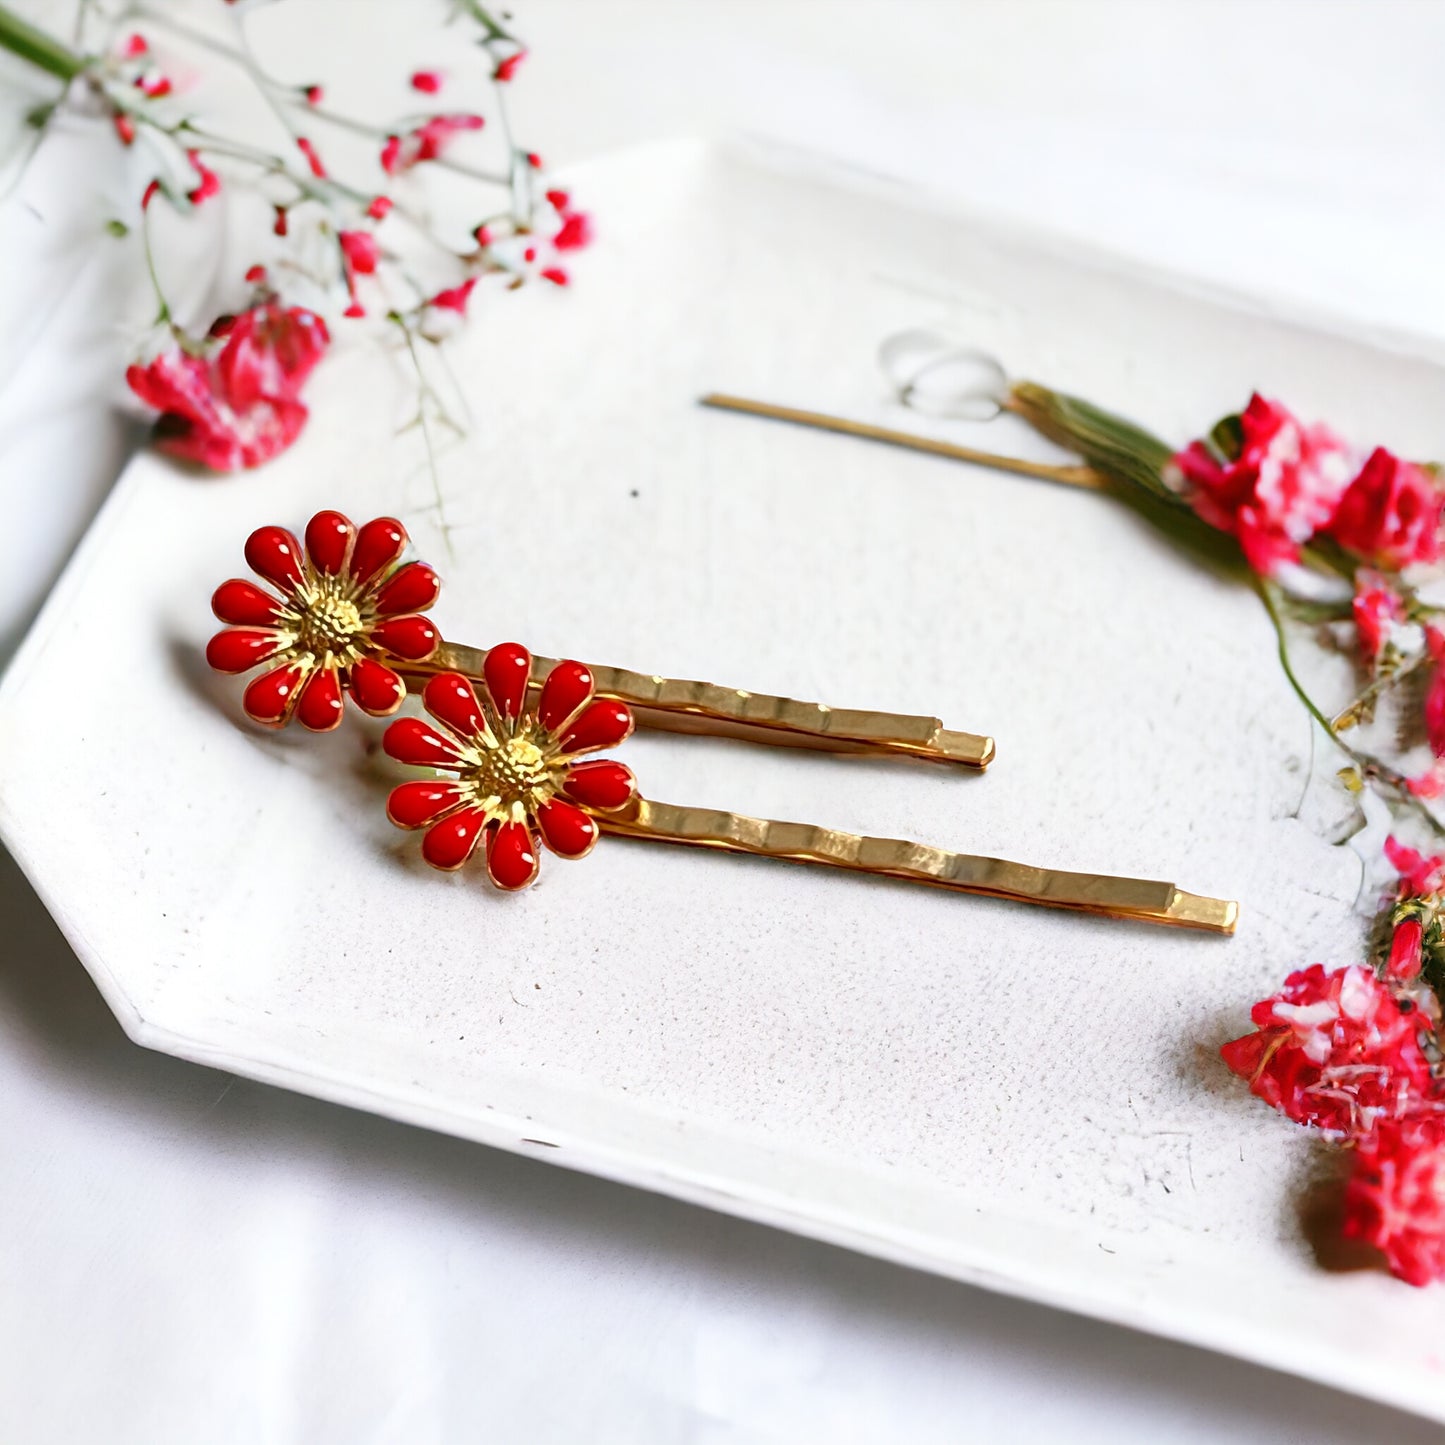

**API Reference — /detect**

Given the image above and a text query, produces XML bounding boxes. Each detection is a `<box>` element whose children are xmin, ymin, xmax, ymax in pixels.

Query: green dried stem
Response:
<box><xmin>0</xmin><ymin>3</ymin><xmax>88</xmax><ymax>82</ymax></box>
<box><xmin>1005</xmin><ymin>380</ymin><xmax>1245</xmax><ymax>575</ymax></box>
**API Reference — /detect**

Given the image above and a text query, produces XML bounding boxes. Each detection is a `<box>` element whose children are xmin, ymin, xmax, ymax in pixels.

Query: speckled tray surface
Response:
<box><xmin>5</xmin><ymin>140</ymin><xmax>1445</xmax><ymax>1416</ymax></box>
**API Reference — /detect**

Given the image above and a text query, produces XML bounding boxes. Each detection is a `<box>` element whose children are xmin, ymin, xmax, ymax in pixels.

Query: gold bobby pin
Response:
<box><xmin>208</xmin><ymin>512</ymin><xmax>993</xmax><ymax>770</ymax></box>
<box><xmin>405</xmin><ymin>643</ymin><xmax>994</xmax><ymax>767</ymax></box>
<box><xmin>700</xmin><ymin>392</ymin><xmax>1106</xmax><ymax>494</ymax></box>
<box><xmin>598</xmin><ymin>796</ymin><xmax>1236</xmax><ymax>932</ymax></box>
<box><xmin>380</xmin><ymin>647</ymin><xmax>1237</xmax><ymax>932</ymax></box>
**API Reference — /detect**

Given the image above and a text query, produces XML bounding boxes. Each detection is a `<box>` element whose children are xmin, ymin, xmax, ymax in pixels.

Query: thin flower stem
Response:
<box><xmin>1334</xmin><ymin>649</ymin><xmax>1433</xmax><ymax>729</ymax></box>
<box><xmin>1259</xmin><ymin>579</ymin><xmax>1441</xmax><ymax>834</ymax></box>
<box><xmin>390</xmin><ymin>312</ymin><xmax>451</xmax><ymax>541</ymax></box>
<box><xmin>129</xmin><ymin>3</ymin><xmax>510</xmax><ymax>189</ymax></box>
<box><xmin>450</xmin><ymin>0</ymin><xmax>520</xmax><ymax>46</ymax></box>
<box><xmin>139</xmin><ymin>201</ymin><xmax>172</xmax><ymax>322</ymax></box>
<box><xmin>178</xmin><ymin>123</ymin><xmax>371</xmax><ymax>209</ymax></box>
<box><xmin>72</xmin><ymin>0</ymin><xmax>96</xmax><ymax>49</ymax></box>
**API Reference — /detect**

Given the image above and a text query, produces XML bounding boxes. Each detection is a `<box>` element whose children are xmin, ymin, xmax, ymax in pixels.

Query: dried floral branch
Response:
<box><xmin>992</xmin><ymin>369</ymin><xmax>1445</xmax><ymax>1284</ymax></box>
<box><xmin>0</xmin><ymin>0</ymin><xmax>591</xmax><ymax>488</ymax></box>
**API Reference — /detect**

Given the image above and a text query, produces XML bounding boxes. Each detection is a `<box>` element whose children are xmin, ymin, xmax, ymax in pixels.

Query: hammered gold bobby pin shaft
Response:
<box><xmin>378</xmin><ymin>648</ymin><xmax>1234</xmax><ymax>931</ymax></box>
<box><xmin>207</xmin><ymin>512</ymin><xmax>993</xmax><ymax>770</ymax></box>
<box><xmin>408</xmin><ymin>642</ymin><xmax>993</xmax><ymax>767</ymax></box>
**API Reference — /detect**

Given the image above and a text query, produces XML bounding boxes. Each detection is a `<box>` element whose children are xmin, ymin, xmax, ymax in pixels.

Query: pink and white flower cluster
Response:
<box><xmin>1171</xmin><ymin>394</ymin><xmax>1442</xmax><ymax>578</ymax></box>
<box><xmin>1222</xmin><ymin>842</ymin><xmax>1445</xmax><ymax>1285</ymax></box>
<box><xmin>85</xmin><ymin>7</ymin><xmax>590</xmax><ymax>473</ymax></box>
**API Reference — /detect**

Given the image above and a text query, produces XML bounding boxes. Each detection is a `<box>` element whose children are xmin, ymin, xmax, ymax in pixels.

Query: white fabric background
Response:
<box><xmin>3</xmin><ymin>2</ymin><xmax>1445</xmax><ymax>1440</ymax></box>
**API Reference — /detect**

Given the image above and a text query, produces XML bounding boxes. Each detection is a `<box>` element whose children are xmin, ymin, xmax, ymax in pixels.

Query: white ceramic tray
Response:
<box><xmin>5</xmin><ymin>139</ymin><xmax>1445</xmax><ymax>1417</ymax></box>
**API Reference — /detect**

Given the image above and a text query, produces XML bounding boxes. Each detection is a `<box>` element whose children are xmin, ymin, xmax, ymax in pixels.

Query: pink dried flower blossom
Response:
<box><xmin>1326</xmin><ymin>448</ymin><xmax>1443</xmax><ymax>571</ymax></box>
<box><xmin>366</xmin><ymin>195</ymin><xmax>393</xmax><ymax>220</ymax></box>
<box><xmin>1353</xmin><ymin>573</ymin><xmax>1406</xmax><ymax>667</ymax></box>
<box><xmin>525</xmin><ymin>151</ymin><xmax>542</xmax><ymax>168</ymax></box>
<box><xmin>552</xmin><ymin>210</ymin><xmax>593</xmax><ymax>252</ymax></box>
<box><xmin>339</xmin><ymin>229</ymin><xmax>380</xmax><ymax>276</ymax></box>
<box><xmin>472</xmin><ymin>223</ymin><xmax>492</xmax><ymax>246</ymax></box>
<box><xmin>411</xmin><ymin>70</ymin><xmax>443</xmax><ymax>93</ymax></box>
<box><xmin>121</xmin><ymin>32</ymin><xmax>148</xmax><ymax>58</ymax></box>
<box><xmin>494</xmin><ymin>50</ymin><xmax>526</xmax><ymax>82</ymax></box>
<box><xmin>1425</xmin><ymin>628</ymin><xmax>1445</xmax><ymax>758</ymax></box>
<box><xmin>186</xmin><ymin>151</ymin><xmax>221</xmax><ymax>205</ymax></box>
<box><xmin>1385</xmin><ymin>836</ymin><xmax>1445</xmax><ymax>898</ymax></box>
<box><xmin>338</xmin><ymin>229</ymin><xmax>380</xmax><ymax>312</ymax></box>
<box><xmin>296</xmin><ymin>136</ymin><xmax>327</xmax><ymax>179</ymax></box>
<box><xmin>137</xmin><ymin>73</ymin><xmax>172</xmax><ymax>99</ymax></box>
<box><xmin>244</xmin><ymin>264</ymin><xmax>267</xmax><ymax>285</ymax></box>
<box><xmin>1173</xmin><ymin>394</ymin><xmax>1359</xmax><ymax>577</ymax></box>
<box><xmin>426</xmin><ymin>278</ymin><xmax>477</xmax><ymax>315</ymax></box>
<box><xmin>1219</xmin><ymin>963</ymin><xmax>1435</xmax><ymax>1140</ymax></box>
<box><xmin>303</xmin><ymin>84</ymin><xmax>323</xmax><ymax>105</ymax></box>
<box><xmin>114</xmin><ymin>113</ymin><xmax>136</xmax><ymax>147</ymax></box>
<box><xmin>381</xmin><ymin>115</ymin><xmax>484</xmax><ymax>175</ymax></box>
<box><xmin>413</xmin><ymin>113</ymin><xmax>483</xmax><ymax>160</ymax></box>
<box><xmin>1388</xmin><ymin>918</ymin><xmax>1426</xmax><ymax>982</ymax></box>
<box><xmin>1408</xmin><ymin>769</ymin><xmax>1445</xmax><ymax>800</ymax></box>
<box><xmin>1343</xmin><ymin>1115</ymin><xmax>1445</xmax><ymax>1286</ymax></box>
<box><xmin>125</xmin><ymin>302</ymin><xmax>330</xmax><ymax>471</ymax></box>
<box><xmin>540</xmin><ymin>266</ymin><xmax>568</xmax><ymax>286</ymax></box>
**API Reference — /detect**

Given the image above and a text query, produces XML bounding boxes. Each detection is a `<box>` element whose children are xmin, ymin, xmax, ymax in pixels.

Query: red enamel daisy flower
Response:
<box><xmin>207</xmin><ymin>510</ymin><xmax>441</xmax><ymax>730</ymax></box>
<box><xmin>383</xmin><ymin>646</ymin><xmax>638</xmax><ymax>890</ymax></box>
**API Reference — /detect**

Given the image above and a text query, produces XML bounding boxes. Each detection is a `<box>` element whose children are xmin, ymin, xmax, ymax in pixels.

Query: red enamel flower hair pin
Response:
<box><xmin>207</xmin><ymin>510</ymin><xmax>1236</xmax><ymax>925</ymax></box>
<box><xmin>385</xmin><ymin>649</ymin><xmax>636</xmax><ymax>890</ymax></box>
<box><xmin>207</xmin><ymin>511</ymin><xmax>440</xmax><ymax>730</ymax></box>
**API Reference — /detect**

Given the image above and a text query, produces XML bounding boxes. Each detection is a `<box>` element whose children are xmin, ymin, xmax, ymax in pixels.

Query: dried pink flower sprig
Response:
<box><xmin>1</xmin><ymin>2</ymin><xmax>590</xmax><ymax>474</ymax></box>
<box><xmin>1221</xmin><ymin>838</ymin><xmax>1445</xmax><ymax>1285</ymax></box>
<box><xmin>1008</xmin><ymin>384</ymin><xmax>1445</xmax><ymax>799</ymax></box>
<box><xmin>997</xmin><ymin>380</ymin><xmax>1445</xmax><ymax>1282</ymax></box>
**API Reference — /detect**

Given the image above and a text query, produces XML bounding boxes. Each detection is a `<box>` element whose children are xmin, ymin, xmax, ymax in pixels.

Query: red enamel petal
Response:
<box><xmin>296</xmin><ymin>664</ymin><xmax>345</xmax><ymax>732</ymax></box>
<box><xmin>350</xmin><ymin>516</ymin><xmax>407</xmax><ymax>585</ymax></box>
<box><xmin>537</xmin><ymin>659</ymin><xmax>594</xmax><ymax>733</ymax></box>
<box><xmin>559</xmin><ymin>699</ymin><xmax>634</xmax><ymax>755</ymax></box>
<box><xmin>206</xmin><ymin>627</ymin><xmax>286</xmax><ymax>674</ymax></box>
<box><xmin>387</xmin><ymin>779</ymin><xmax>469</xmax><ymax>829</ymax></box>
<box><xmin>371</xmin><ymin>614</ymin><xmax>439</xmax><ymax>662</ymax></box>
<box><xmin>561</xmin><ymin>759</ymin><xmax>637</xmax><ymax>812</ymax></box>
<box><xmin>421</xmin><ymin>806</ymin><xmax>489</xmax><ymax>870</ymax></box>
<box><xmin>348</xmin><ymin>656</ymin><xmax>405</xmax><ymax>716</ymax></box>
<box><xmin>373</xmin><ymin>561</ymin><xmax>440</xmax><ymax>617</ymax></box>
<box><xmin>536</xmin><ymin>798</ymin><xmax>598</xmax><ymax>859</ymax></box>
<box><xmin>383</xmin><ymin>716</ymin><xmax>467</xmax><ymax>767</ymax></box>
<box><xmin>486</xmin><ymin>819</ymin><xmax>539</xmax><ymax>890</ymax></box>
<box><xmin>242</xmin><ymin>661</ymin><xmax>309</xmax><ymax>726</ymax></box>
<box><xmin>304</xmin><ymin>510</ymin><xmax>355</xmax><ymax>575</ymax></box>
<box><xmin>483</xmin><ymin>642</ymin><xmax>532</xmax><ymax>721</ymax></box>
<box><xmin>212</xmin><ymin>578</ymin><xmax>283</xmax><ymax>627</ymax></box>
<box><xmin>244</xmin><ymin>525</ymin><xmax>305</xmax><ymax>595</ymax></box>
<box><xmin>422</xmin><ymin>672</ymin><xmax>487</xmax><ymax>740</ymax></box>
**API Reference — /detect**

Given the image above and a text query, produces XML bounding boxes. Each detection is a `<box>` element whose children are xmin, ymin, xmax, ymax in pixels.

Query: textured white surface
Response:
<box><xmin>6</xmin><ymin>138</ymin><xmax>1445</xmax><ymax>1419</ymax></box>
<box><xmin>4</xmin><ymin>4</ymin><xmax>1445</xmax><ymax>1442</ymax></box>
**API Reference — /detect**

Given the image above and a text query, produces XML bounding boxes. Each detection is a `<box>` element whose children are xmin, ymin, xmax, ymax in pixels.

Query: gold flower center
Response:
<box><xmin>471</xmin><ymin>734</ymin><xmax>551</xmax><ymax>811</ymax></box>
<box><xmin>298</xmin><ymin>588</ymin><xmax>364</xmax><ymax>656</ymax></box>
